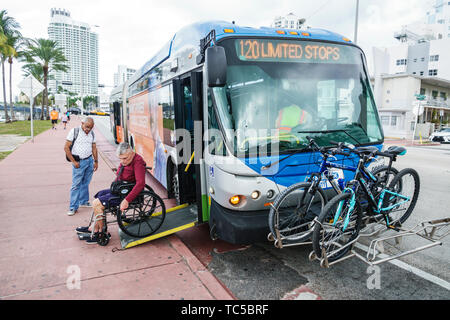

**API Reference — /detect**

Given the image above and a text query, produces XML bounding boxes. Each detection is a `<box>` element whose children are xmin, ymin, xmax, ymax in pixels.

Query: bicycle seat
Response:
<box><xmin>386</xmin><ymin>146</ymin><xmax>407</xmax><ymax>156</ymax></box>
<box><xmin>355</xmin><ymin>146</ymin><xmax>379</xmax><ymax>155</ymax></box>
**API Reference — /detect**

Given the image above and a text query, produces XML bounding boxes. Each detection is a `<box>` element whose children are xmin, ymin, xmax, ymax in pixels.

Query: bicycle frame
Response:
<box><xmin>342</xmin><ymin>154</ymin><xmax>408</xmax><ymax>229</ymax></box>
<box><xmin>282</xmin><ymin>151</ymin><xmax>357</xmax><ymax>232</ymax></box>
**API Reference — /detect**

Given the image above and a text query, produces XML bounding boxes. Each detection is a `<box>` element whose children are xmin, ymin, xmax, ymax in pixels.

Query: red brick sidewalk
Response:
<box><xmin>0</xmin><ymin>115</ymin><xmax>233</xmax><ymax>300</ymax></box>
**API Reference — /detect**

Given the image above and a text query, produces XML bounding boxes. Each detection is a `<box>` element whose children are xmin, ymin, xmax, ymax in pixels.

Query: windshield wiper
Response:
<box><xmin>296</xmin><ymin>129</ymin><xmax>362</xmax><ymax>146</ymax></box>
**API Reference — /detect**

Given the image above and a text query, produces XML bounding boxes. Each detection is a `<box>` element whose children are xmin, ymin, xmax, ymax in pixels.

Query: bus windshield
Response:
<box><xmin>211</xmin><ymin>38</ymin><xmax>384</xmax><ymax>156</ymax></box>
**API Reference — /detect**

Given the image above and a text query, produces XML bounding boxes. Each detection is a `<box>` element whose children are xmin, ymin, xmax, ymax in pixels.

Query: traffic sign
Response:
<box><xmin>17</xmin><ymin>75</ymin><xmax>44</xmax><ymax>144</ymax></box>
<box><xmin>412</xmin><ymin>101</ymin><xmax>424</xmax><ymax>116</ymax></box>
<box><xmin>18</xmin><ymin>75</ymin><xmax>44</xmax><ymax>99</ymax></box>
<box><xmin>415</xmin><ymin>94</ymin><xmax>426</xmax><ymax>101</ymax></box>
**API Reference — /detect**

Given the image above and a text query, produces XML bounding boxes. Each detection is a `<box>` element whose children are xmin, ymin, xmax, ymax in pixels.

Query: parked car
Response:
<box><xmin>429</xmin><ymin>127</ymin><xmax>450</xmax><ymax>143</ymax></box>
<box><xmin>89</xmin><ymin>109</ymin><xmax>108</xmax><ymax>116</ymax></box>
<box><xmin>68</xmin><ymin>107</ymin><xmax>81</xmax><ymax>115</ymax></box>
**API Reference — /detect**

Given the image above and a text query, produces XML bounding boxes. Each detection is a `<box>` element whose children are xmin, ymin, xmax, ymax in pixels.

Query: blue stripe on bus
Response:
<box><xmin>239</xmin><ymin>144</ymin><xmax>383</xmax><ymax>188</ymax></box>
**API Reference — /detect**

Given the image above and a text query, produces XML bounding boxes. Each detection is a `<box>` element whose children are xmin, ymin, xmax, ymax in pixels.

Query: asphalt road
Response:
<box><xmin>92</xmin><ymin>115</ymin><xmax>450</xmax><ymax>300</ymax></box>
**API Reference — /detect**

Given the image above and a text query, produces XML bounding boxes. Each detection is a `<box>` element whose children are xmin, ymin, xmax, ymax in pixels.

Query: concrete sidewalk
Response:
<box><xmin>384</xmin><ymin>138</ymin><xmax>441</xmax><ymax>147</ymax></box>
<box><xmin>0</xmin><ymin>116</ymin><xmax>234</xmax><ymax>300</ymax></box>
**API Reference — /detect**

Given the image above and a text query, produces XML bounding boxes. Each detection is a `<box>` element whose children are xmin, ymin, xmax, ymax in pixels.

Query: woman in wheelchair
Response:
<box><xmin>76</xmin><ymin>142</ymin><xmax>146</xmax><ymax>244</ymax></box>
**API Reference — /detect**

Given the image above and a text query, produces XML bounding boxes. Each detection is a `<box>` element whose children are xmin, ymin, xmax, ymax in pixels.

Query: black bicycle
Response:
<box><xmin>311</xmin><ymin>143</ymin><xmax>420</xmax><ymax>265</ymax></box>
<box><xmin>268</xmin><ymin>138</ymin><xmax>398</xmax><ymax>248</ymax></box>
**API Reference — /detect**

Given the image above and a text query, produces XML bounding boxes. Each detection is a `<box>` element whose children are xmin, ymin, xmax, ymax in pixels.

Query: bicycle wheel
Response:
<box><xmin>312</xmin><ymin>192</ymin><xmax>362</xmax><ymax>263</ymax></box>
<box><xmin>384</xmin><ymin>168</ymin><xmax>420</xmax><ymax>225</ymax></box>
<box><xmin>363</xmin><ymin>166</ymin><xmax>400</xmax><ymax>223</ymax></box>
<box><xmin>371</xmin><ymin>165</ymin><xmax>399</xmax><ymax>191</ymax></box>
<box><xmin>268</xmin><ymin>182</ymin><xmax>327</xmax><ymax>244</ymax></box>
<box><xmin>117</xmin><ymin>191</ymin><xmax>166</xmax><ymax>238</ymax></box>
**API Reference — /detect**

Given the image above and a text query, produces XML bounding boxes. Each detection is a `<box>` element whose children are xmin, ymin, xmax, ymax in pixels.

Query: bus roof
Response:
<box><xmin>114</xmin><ymin>20</ymin><xmax>354</xmax><ymax>96</ymax></box>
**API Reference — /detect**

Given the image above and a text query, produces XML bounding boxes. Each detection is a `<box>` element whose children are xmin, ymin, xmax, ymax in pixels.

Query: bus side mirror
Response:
<box><xmin>205</xmin><ymin>46</ymin><xmax>227</xmax><ymax>87</ymax></box>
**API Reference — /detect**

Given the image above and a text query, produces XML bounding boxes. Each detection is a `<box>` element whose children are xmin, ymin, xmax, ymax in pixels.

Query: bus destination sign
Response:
<box><xmin>235</xmin><ymin>39</ymin><xmax>360</xmax><ymax>64</ymax></box>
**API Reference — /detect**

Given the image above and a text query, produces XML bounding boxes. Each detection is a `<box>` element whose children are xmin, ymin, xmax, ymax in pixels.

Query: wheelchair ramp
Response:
<box><xmin>119</xmin><ymin>203</ymin><xmax>198</xmax><ymax>249</ymax></box>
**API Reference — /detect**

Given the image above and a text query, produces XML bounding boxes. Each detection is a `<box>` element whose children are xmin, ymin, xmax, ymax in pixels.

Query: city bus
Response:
<box><xmin>109</xmin><ymin>21</ymin><xmax>384</xmax><ymax>245</ymax></box>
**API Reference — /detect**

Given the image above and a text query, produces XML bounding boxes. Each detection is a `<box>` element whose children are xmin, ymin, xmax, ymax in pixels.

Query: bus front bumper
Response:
<box><xmin>209</xmin><ymin>198</ymin><xmax>270</xmax><ymax>245</ymax></box>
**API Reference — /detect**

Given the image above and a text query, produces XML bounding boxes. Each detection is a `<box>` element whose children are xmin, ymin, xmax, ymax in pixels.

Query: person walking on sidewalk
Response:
<box><xmin>50</xmin><ymin>108</ymin><xmax>59</xmax><ymax>130</ymax></box>
<box><xmin>62</xmin><ymin>113</ymin><xmax>68</xmax><ymax>129</ymax></box>
<box><xmin>64</xmin><ymin>117</ymin><xmax>99</xmax><ymax>216</ymax></box>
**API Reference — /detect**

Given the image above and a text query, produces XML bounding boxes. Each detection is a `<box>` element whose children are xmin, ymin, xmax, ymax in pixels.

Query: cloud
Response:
<box><xmin>3</xmin><ymin>0</ymin><xmax>432</xmax><ymax>97</ymax></box>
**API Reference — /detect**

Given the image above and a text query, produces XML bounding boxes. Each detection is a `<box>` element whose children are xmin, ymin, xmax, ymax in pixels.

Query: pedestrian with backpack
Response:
<box><xmin>64</xmin><ymin>117</ymin><xmax>98</xmax><ymax>216</ymax></box>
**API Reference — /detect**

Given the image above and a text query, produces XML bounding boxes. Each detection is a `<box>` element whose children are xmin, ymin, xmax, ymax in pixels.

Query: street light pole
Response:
<box><xmin>354</xmin><ymin>0</ymin><xmax>360</xmax><ymax>44</ymax></box>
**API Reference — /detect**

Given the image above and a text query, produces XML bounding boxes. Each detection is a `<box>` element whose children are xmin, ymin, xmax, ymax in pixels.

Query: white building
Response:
<box><xmin>426</xmin><ymin>0</ymin><xmax>450</xmax><ymax>39</ymax></box>
<box><xmin>114</xmin><ymin>65</ymin><xmax>136</xmax><ymax>87</ymax></box>
<box><xmin>47</xmin><ymin>8</ymin><xmax>99</xmax><ymax>97</ymax></box>
<box><xmin>373</xmin><ymin>38</ymin><xmax>450</xmax><ymax>80</ymax></box>
<box><xmin>272</xmin><ymin>13</ymin><xmax>306</xmax><ymax>30</ymax></box>
<box><xmin>395</xmin><ymin>0</ymin><xmax>450</xmax><ymax>43</ymax></box>
<box><xmin>372</xmin><ymin>0</ymin><xmax>450</xmax><ymax>138</ymax></box>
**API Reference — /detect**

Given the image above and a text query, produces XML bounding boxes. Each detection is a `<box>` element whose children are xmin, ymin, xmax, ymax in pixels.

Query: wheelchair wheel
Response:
<box><xmin>117</xmin><ymin>191</ymin><xmax>166</xmax><ymax>238</ymax></box>
<box><xmin>97</xmin><ymin>232</ymin><xmax>111</xmax><ymax>246</ymax></box>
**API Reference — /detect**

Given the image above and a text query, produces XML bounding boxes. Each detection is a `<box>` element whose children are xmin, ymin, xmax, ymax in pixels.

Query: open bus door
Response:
<box><xmin>119</xmin><ymin>71</ymin><xmax>205</xmax><ymax>249</ymax></box>
<box><xmin>112</xmin><ymin>101</ymin><xmax>123</xmax><ymax>144</ymax></box>
<box><xmin>172</xmin><ymin>71</ymin><xmax>205</xmax><ymax>221</ymax></box>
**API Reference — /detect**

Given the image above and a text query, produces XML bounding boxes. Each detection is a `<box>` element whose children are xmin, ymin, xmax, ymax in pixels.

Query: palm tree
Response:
<box><xmin>0</xmin><ymin>10</ymin><xmax>20</xmax><ymax>123</ymax></box>
<box><xmin>23</xmin><ymin>38</ymin><xmax>68</xmax><ymax>119</ymax></box>
<box><xmin>0</xmin><ymin>32</ymin><xmax>8</xmax><ymax>121</ymax></box>
<box><xmin>6</xmin><ymin>33</ymin><xmax>26</xmax><ymax>121</ymax></box>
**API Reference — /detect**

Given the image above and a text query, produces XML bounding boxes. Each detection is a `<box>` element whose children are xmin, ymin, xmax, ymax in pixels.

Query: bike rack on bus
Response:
<box><xmin>307</xmin><ymin>217</ymin><xmax>450</xmax><ymax>268</ymax></box>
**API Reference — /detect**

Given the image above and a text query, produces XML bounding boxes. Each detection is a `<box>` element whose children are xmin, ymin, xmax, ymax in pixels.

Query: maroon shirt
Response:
<box><xmin>116</xmin><ymin>153</ymin><xmax>146</xmax><ymax>203</ymax></box>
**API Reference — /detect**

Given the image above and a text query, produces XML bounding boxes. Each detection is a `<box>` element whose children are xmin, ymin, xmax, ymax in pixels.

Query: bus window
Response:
<box><xmin>184</xmin><ymin>85</ymin><xmax>193</xmax><ymax>133</ymax></box>
<box><xmin>157</xmin><ymin>85</ymin><xmax>175</xmax><ymax>147</ymax></box>
<box><xmin>208</xmin><ymin>90</ymin><xmax>227</xmax><ymax>156</ymax></box>
<box><xmin>210</xmin><ymin>38</ymin><xmax>384</xmax><ymax>154</ymax></box>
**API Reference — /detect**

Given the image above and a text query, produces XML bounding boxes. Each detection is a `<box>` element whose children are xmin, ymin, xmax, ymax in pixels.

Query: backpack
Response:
<box><xmin>66</xmin><ymin>128</ymin><xmax>95</xmax><ymax>162</ymax></box>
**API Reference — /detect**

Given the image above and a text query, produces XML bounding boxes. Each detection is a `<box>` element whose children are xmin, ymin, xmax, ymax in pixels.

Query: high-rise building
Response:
<box><xmin>113</xmin><ymin>65</ymin><xmax>136</xmax><ymax>87</ymax></box>
<box><xmin>271</xmin><ymin>13</ymin><xmax>306</xmax><ymax>30</ymax></box>
<box><xmin>47</xmin><ymin>8</ymin><xmax>99</xmax><ymax>97</ymax></box>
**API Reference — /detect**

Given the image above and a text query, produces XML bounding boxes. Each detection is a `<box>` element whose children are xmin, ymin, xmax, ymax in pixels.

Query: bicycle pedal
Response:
<box><xmin>387</xmin><ymin>224</ymin><xmax>401</xmax><ymax>232</ymax></box>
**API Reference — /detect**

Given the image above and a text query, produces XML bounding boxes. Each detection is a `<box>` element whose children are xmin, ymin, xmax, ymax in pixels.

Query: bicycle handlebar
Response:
<box><xmin>330</xmin><ymin>140</ymin><xmax>393</xmax><ymax>159</ymax></box>
<box><xmin>307</xmin><ymin>137</ymin><xmax>350</xmax><ymax>157</ymax></box>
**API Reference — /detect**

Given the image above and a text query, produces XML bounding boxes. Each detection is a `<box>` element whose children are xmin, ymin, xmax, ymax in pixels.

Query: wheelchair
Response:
<box><xmin>82</xmin><ymin>182</ymin><xmax>166</xmax><ymax>246</ymax></box>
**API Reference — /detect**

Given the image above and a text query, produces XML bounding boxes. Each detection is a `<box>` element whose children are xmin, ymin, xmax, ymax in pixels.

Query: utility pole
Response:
<box><xmin>354</xmin><ymin>0</ymin><xmax>360</xmax><ymax>44</ymax></box>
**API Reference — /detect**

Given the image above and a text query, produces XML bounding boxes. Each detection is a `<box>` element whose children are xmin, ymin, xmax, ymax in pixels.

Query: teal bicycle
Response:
<box><xmin>311</xmin><ymin>143</ymin><xmax>420</xmax><ymax>265</ymax></box>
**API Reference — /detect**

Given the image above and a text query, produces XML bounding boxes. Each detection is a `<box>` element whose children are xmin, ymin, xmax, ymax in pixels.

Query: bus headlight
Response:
<box><xmin>267</xmin><ymin>189</ymin><xmax>275</xmax><ymax>199</ymax></box>
<box><xmin>251</xmin><ymin>191</ymin><xmax>260</xmax><ymax>199</ymax></box>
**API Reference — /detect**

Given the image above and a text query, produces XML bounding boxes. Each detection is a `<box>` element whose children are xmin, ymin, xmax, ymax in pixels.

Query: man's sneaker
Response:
<box><xmin>67</xmin><ymin>209</ymin><xmax>78</xmax><ymax>216</ymax></box>
<box><xmin>79</xmin><ymin>202</ymin><xmax>92</xmax><ymax>208</ymax></box>
<box><xmin>75</xmin><ymin>226</ymin><xmax>90</xmax><ymax>234</ymax></box>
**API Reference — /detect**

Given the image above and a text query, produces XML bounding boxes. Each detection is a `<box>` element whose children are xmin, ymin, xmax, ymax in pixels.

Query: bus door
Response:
<box><xmin>173</xmin><ymin>71</ymin><xmax>205</xmax><ymax>222</ymax></box>
<box><xmin>112</xmin><ymin>101</ymin><xmax>123</xmax><ymax>144</ymax></box>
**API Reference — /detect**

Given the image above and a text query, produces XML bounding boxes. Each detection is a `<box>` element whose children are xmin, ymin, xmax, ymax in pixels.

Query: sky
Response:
<box><xmin>2</xmin><ymin>0</ymin><xmax>434</xmax><ymax>98</ymax></box>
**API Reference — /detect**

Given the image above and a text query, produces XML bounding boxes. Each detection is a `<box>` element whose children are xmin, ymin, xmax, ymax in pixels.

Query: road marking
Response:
<box><xmin>282</xmin><ymin>285</ymin><xmax>321</xmax><ymax>300</ymax></box>
<box><xmin>354</xmin><ymin>243</ymin><xmax>450</xmax><ymax>291</ymax></box>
